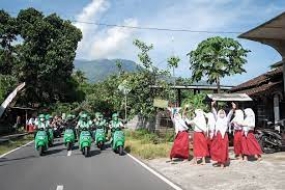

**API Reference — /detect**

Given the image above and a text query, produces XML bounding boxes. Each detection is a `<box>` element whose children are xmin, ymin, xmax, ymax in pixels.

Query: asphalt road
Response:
<box><xmin>0</xmin><ymin>138</ymin><xmax>175</xmax><ymax>190</ymax></box>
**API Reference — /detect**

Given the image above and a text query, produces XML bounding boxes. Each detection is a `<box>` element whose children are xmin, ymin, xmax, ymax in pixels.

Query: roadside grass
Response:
<box><xmin>0</xmin><ymin>134</ymin><xmax>34</xmax><ymax>155</ymax></box>
<box><xmin>124</xmin><ymin>129</ymin><xmax>173</xmax><ymax>160</ymax></box>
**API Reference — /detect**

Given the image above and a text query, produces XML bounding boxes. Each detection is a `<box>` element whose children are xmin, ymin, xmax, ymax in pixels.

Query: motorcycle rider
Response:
<box><xmin>76</xmin><ymin>113</ymin><xmax>93</xmax><ymax>137</ymax></box>
<box><xmin>109</xmin><ymin>113</ymin><xmax>124</xmax><ymax>142</ymax></box>
<box><xmin>34</xmin><ymin>114</ymin><xmax>48</xmax><ymax>138</ymax></box>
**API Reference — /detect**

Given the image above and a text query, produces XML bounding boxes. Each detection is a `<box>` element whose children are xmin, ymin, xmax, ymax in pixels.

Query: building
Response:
<box><xmin>231</xmin><ymin>12</ymin><xmax>285</xmax><ymax>125</ymax></box>
<box><xmin>230</xmin><ymin>65</ymin><xmax>284</xmax><ymax>125</ymax></box>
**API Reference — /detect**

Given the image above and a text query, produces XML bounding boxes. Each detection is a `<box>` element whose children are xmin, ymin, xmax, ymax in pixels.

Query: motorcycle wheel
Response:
<box><xmin>260</xmin><ymin>136</ymin><xmax>276</xmax><ymax>154</ymax></box>
<box><xmin>97</xmin><ymin>142</ymin><xmax>104</xmax><ymax>150</ymax></box>
<box><xmin>67</xmin><ymin>142</ymin><xmax>73</xmax><ymax>151</ymax></box>
<box><xmin>38</xmin><ymin>146</ymin><xmax>43</xmax><ymax>156</ymax></box>
<box><xmin>118</xmin><ymin>146</ymin><xmax>124</xmax><ymax>156</ymax></box>
<box><xmin>84</xmin><ymin>147</ymin><xmax>89</xmax><ymax>157</ymax></box>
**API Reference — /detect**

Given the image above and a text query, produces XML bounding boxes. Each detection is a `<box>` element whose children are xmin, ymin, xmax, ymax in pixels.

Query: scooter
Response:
<box><xmin>63</xmin><ymin>127</ymin><xmax>75</xmax><ymax>150</ymax></box>
<box><xmin>34</xmin><ymin>129</ymin><xmax>49</xmax><ymax>156</ymax></box>
<box><xmin>79</xmin><ymin>128</ymin><xmax>92</xmax><ymax>157</ymax></box>
<box><xmin>47</xmin><ymin>128</ymin><xmax>54</xmax><ymax>147</ymax></box>
<box><xmin>111</xmin><ymin>127</ymin><xmax>125</xmax><ymax>156</ymax></box>
<box><xmin>95</xmin><ymin>127</ymin><xmax>106</xmax><ymax>150</ymax></box>
<box><xmin>53</xmin><ymin>124</ymin><xmax>62</xmax><ymax>138</ymax></box>
<box><xmin>255</xmin><ymin>119</ymin><xmax>285</xmax><ymax>153</ymax></box>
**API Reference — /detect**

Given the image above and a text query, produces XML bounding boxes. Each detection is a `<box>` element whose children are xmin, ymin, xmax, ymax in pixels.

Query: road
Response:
<box><xmin>0</xmin><ymin>138</ymin><xmax>176</xmax><ymax>190</ymax></box>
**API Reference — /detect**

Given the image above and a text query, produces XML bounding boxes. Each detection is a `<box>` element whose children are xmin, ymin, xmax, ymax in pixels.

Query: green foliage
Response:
<box><xmin>0</xmin><ymin>10</ymin><xmax>19</xmax><ymax>75</ymax></box>
<box><xmin>133</xmin><ymin>39</ymin><xmax>154</xmax><ymax>70</ymax></box>
<box><xmin>182</xmin><ymin>93</ymin><xmax>209</xmax><ymax>112</ymax></box>
<box><xmin>167</xmin><ymin>56</ymin><xmax>180</xmax><ymax>69</ymax></box>
<box><xmin>0</xmin><ymin>8</ymin><xmax>83</xmax><ymax>104</ymax></box>
<box><xmin>0</xmin><ymin>75</ymin><xmax>17</xmax><ymax>102</ymax></box>
<box><xmin>188</xmin><ymin>36</ymin><xmax>250</xmax><ymax>92</ymax></box>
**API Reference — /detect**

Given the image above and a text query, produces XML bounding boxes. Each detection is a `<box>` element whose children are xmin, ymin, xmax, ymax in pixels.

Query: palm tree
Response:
<box><xmin>187</xmin><ymin>36</ymin><xmax>250</xmax><ymax>93</ymax></box>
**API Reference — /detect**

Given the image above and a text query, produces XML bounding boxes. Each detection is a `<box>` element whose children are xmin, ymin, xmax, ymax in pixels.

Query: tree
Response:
<box><xmin>16</xmin><ymin>8</ymin><xmax>82</xmax><ymax>103</ymax></box>
<box><xmin>0</xmin><ymin>10</ymin><xmax>19</xmax><ymax>75</ymax></box>
<box><xmin>187</xmin><ymin>36</ymin><xmax>250</xmax><ymax>93</ymax></box>
<box><xmin>167</xmin><ymin>56</ymin><xmax>180</xmax><ymax>102</ymax></box>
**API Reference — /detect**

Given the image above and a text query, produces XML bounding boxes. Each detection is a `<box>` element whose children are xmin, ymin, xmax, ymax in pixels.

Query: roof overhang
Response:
<box><xmin>207</xmin><ymin>93</ymin><xmax>252</xmax><ymax>102</ymax></box>
<box><xmin>239</xmin><ymin>12</ymin><xmax>285</xmax><ymax>56</ymax></box>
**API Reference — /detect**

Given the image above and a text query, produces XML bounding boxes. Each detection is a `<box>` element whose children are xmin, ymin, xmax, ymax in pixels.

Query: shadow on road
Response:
<box><xmin>89</xmin><ymin>149</ymin><xmax>101</xmax><ymax>157</ymax></box>
<box><xmin>0</xmin><ymin>155</ymin><xmax>37</xmax><ymax>163</ymax></box>
<box><xmin>52</xmin><ymin>141</ymin><xmax>64</xmax><ymax>147</ymax></box>
<box><xmin>44</xmin><ymin>148</ymin><xmax>65</xmax><ymax>156</ymax></box>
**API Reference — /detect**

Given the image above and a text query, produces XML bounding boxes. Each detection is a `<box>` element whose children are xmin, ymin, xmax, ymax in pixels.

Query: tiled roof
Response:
<box><xmin>232</xmin><ymin>81</ymin><xmax>282</xmax><ymax>96</ymax></box>
<box><xmin>231</xmin><ymin>66</ymin><xmax>283</xmax><ymax>92</ymax></box>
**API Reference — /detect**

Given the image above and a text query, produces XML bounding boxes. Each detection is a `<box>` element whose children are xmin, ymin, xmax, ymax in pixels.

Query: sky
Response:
<box><xmin>1</xmin><ymin>0</ymin><xmax>285</xmax><ymax>85</ymax></box>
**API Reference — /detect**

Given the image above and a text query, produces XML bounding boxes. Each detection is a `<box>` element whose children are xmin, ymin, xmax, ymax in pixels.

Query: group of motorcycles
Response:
<box><xmin>34</xmin><ymin>114</ymin><xmax>126</xmax><ymax>157</ymax></box>
<box><xmin>255</xmin><ymin>119</ymin><xmax>285</xmax><ymax>153</ymax></box>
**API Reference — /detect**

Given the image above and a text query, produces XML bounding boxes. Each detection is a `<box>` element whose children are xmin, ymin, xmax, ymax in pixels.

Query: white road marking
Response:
<box><xmin>0</xmin><ymin>140</ymin><xmax>34</xmax><ymax>158</ymax></box>
<box><xmin>127</xmin><ymin>153</ymin><xmax>184</xmax><ymax>190</ymax></box>
<box><xmin>56</xmin><ymin>185</ymin><xmax>64</xmax><ymax>190</ymax></box>
<box><xmin>67</xmin><ymin>150</ymin><xmax>72</xmax><ymax>156</ymax></box>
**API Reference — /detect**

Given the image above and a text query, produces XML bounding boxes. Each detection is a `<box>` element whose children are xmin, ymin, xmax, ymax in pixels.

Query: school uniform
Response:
<box><xmin>231</xmin><ymin>110</ymin><xmax>244</xmax><ymax>156</ymax></box>
<box><xmin>241</xmin><ymin>109</ymin><xmax>262</xmax><ymax>156</ymax></box>
<box><xmin>210</xmin><ymin>109</ymin><xmax>232</xmax><ymax>164</ymax></box>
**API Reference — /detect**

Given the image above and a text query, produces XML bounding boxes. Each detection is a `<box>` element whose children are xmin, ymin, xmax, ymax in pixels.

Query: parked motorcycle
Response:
<box><xmin>255</xmin><ymin>119</ymin><xmax>285</xmax><ymax>153</ymax></box>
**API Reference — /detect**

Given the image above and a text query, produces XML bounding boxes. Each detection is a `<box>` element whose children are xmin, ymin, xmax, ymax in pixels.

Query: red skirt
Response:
<box><xmin>234</xmin><ymin>130</ymin><xmax>243</xmax><ymax>156</ymax></box>
<box><xmin>210</xmin><ymin>132</ymin><xmax>229</xmax><ymax>164</ymax></box>
<box><xmin>193</xmin><ymin>132</ymin><xmax>209</xmax><ymax>158</ymax></box>
<box><xmin>241</xmin><ymin>131</ymin><xmax>262</xmax><ymax>156</ymax></box>
<box><xmin>170</xmin><ymin>131</ymin><xmax>189</xmax><ymax>160</ymax></box>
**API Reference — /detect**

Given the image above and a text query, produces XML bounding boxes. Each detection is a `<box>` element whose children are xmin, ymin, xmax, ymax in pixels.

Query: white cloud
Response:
<box><xmin>90</xmin><ymin>18</ymin><xmax>138</xmax><ymax>59</ymax></box>
<box><xmin>74</xmin><ymin>0</ymin><xmax>138</xmax><ymax>60</ymax></box>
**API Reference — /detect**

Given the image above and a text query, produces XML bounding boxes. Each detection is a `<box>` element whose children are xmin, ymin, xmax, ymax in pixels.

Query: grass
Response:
<box><xmin>124</xmin><ymin>129</ymin><xmax>173</xmax><ymax>160</ymax></box>
<box><xmin>0</xmin><ymin>134</ymin><xmax>34</xmax><ymax>155</ymax></box>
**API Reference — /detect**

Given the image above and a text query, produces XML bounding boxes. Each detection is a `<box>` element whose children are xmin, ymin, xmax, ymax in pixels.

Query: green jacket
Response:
<box><xmin>77</xmin><ymin>119</ymin><xmax>93</xmax><ymax>129</ymax></box>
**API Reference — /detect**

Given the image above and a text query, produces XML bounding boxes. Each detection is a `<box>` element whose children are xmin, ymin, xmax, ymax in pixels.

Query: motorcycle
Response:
<box><xmin>47</xmin><ymin>128</ymin><xmax>54</xmax><ymax>147</ymax></box>
<box><xmin>63</xmin><ymin>127</ymin><xmax>75</xmax><ymax>151</ymax></box>
<box><xmin>79</xmin><ymin>128</ymin><xmax>92</xmax><ymax>157</ymax></box>
<box><xmin>95</xmin><ymin>127</ymin><xmax>106</xmax><ymax>150</ymax></box>
<box><xmin>34</xmin><ymin>129</ymin><xmax>49</xmax><ymax>156</ymax></box>
<box><xmin>53</xmin><ymin>124</ymin><xmax>63</xmax><ymax>138</ymax></box>
<box><xmin>255</xmin><ymin>119</ymin><xmax>285</xmax><ymax>153</ymax></box>
<box><xmin>111</xmin><ymin>127</ymin><xmax>125</xmax><ymax>156</ymax></box>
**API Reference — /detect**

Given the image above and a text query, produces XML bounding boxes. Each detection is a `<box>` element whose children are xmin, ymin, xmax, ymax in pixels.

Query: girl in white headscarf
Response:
<box><xmin>230</xmin><ymin>108</ymin><xmax>244</xmax><ymax>160</ymax></box>
<box><xmin>168</xmin><ymin>107</ymin><xmax>190</xmax><ymax>161</ymax></box>
<box><xmin>241</xmin><ymin>108</ymin><xmax>262</xmax><ymax>161</ymax></box>
<box><xmin>210</xmin><ymin>101</ymin><xmax>234</xmax><ymax>168</ymax></box>
<box><xmin>185</xmin><ymin>109</ymin><xmax>208</xmax><ymax>165</ymax></box>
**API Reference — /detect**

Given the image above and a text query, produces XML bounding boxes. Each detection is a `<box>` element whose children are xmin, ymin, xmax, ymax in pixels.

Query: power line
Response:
<box><xmin>72</xmin><ymin>20</ymin><xmax>242</xmax><ymax>34</ymax></box>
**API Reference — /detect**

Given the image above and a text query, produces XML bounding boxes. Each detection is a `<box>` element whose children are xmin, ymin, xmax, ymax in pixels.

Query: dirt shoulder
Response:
<box><xmin>146</xmin><ymin>151</ymin><xmax>285</xmax><ymax>190</ymax></box>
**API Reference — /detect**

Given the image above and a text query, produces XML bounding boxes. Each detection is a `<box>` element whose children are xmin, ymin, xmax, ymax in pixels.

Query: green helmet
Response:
<box><xmin>81</xmin><ymin>113</ymin><xmax>87</xmax><ymax>118</ymax></box>
<box><xmin>39</xmin><ymin>114</ymin><xmax>45</xmax><ymax>118</ymax></box>
<box><xmin>45</xmin><ymin>114</ymin><xmax>50</xmax><ymax>120</ymax></box>
<box><xmin>112</xmin><ymin>113</ymin><xmax>118</xmax><ymax>119</ymax></box>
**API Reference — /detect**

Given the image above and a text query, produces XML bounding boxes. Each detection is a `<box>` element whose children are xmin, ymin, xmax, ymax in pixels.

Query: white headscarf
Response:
<box><xmin>243</xmin><ymin>108</ymin><xmax>255</xmax><ymax>134</ymax></box>
<box><xmin>232</xmin><ymin>110</ymin><xmax>244</xmax><ymax>125</ymax></box>
<box><xmin>193</xmin><ymin>109</ymin><xmax>207</xmax><ymax>132</ymax></box>
<box><xmin>205</xmin><ymin>112</ymin><xmax>216</xmax><ymax>138</ymax></box>
<box><xmin>173</xmin><ymin>112</ymin><xmax>188</xmax><ymax>134</ymax></box>
<box><xmin>215</xmin><ymin>109</ymin><xmax>228</xmax><ymax>138</ymax></box>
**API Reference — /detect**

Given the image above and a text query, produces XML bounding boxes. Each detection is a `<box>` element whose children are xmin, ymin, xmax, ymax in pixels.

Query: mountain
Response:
<box><xmin>74</xmin><ymin>59</ymin><xmax>139</xmax><ymax>82</ymax></box>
